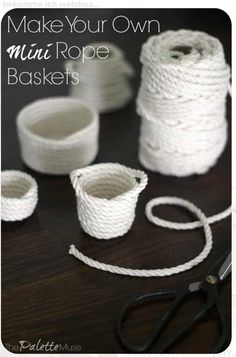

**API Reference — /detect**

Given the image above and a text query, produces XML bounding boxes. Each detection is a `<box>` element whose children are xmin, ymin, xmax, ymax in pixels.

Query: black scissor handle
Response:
<box><xmin>116</xmin><ymin>285</ymin><xmax>223</xmax><ymax>353</ymax></box>
<box><xmin>116</xmin><ymin>288</ymin><xmax>183</xmax><ymax>353</ymax></box>
<box><xmin>212</xmin><ymin>303</ymin><xmax>227</xmax><ymax>352</ymax></box>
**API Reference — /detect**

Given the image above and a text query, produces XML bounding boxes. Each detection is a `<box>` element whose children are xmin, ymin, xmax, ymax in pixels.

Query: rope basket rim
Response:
<box><xmin>17</xmin><ymin>96</ymin><xmax>99</xmax><ymax>148</ymax></box>
<box><xmin>66</xmin><ymin>42</ymin><xmax>124</xmax><ymax>68</ymax></box>
<box><xmin>142</xmin><ymin>30</ymin><xmax>223</xmax><ymax>65</ymax></box>
<box><xmin>70</xmin><ymin>163</ymin><xmax>148</xmax><ymax>204</ymax></box>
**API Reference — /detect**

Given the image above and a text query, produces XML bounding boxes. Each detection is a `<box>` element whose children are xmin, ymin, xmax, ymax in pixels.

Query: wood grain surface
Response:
<box><xmin>1</xmin><ymin>9</ymin><xmax>231</xmax><ymax>353</ymax></box>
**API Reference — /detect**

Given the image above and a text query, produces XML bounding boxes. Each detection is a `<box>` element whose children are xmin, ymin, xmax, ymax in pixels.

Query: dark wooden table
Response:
<box><xmin>2</xmin><ymin>9</ymin><xmax>231</xmax><ymax>353</ymax></box>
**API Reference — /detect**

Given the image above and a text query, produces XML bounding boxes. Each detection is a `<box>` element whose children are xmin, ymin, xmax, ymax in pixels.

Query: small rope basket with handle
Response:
<box><xmin>70</xmin><ymin>163</ymin><xmax>148</xmax><ymax>239</ymax></box>
<box><xmin>17</xmin><ymin>97</ymin><xmax>99</xmax><ymax>175</ymax></box>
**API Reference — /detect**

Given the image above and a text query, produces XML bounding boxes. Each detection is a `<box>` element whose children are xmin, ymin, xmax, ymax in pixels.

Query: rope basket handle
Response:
<box><xmin>70</xmin><ymin>164</ymin><xmax>148</xmax><ymax>197</ymax></box>
<box><xmin>127</xmin><ymin>167</ymin><xmax>148</xmax><ymax>194</ymax></box>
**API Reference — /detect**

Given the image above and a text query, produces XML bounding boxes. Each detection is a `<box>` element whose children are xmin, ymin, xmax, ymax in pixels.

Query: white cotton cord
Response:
<box><xmin>70</xmin><ymin>163</ymin><xmax>148</xmax><ymax>239</ymax></box>
<box><xmin>137</xmin><ymin>30</ymin><xmax>231</xmax><ymax>176</ymax></box>
<box><xmin>65</xmin><ymin>42</ymin><xmax>134</xmax><ymax>113</ymax></box>
<box><xmin>69</xmin><ymin>196</ymin><xmax>230</xmax><ymax>277</ymax></box>
<box><xmin>145</xmin><ymin>197</ymin><xmax>231</xmax><ymax>230</ymax></box>
<box><xmin>17</xmin><ymin>97</ymin><xmax>99</xmax><ymax>175</ymax></box>
<box><xmin>1</xmin><ymin>170</ymin><xmax>38</xmax><ymax>221</ymax></box>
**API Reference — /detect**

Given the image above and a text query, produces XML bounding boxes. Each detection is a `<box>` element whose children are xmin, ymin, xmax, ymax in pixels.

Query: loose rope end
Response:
<box><xmin>69</xmin><ymin>244</ymin><xmax>75</xmax><ymax>255</ymax></box>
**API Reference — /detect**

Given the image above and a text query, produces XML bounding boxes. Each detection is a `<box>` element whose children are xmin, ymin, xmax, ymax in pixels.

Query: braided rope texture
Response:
<box><xmin>66</xmin><ymin>42</ymin><xmax>134</xmax><ymax>113</ymax></box>
<box><xmin>1</xmin><ymin>170</ymin><xmax>38</xmax><ymax>221</ymax></box>
<box><xmin>17</xmin><ymin>97</ymin><xmax>99</xmax><ymax>175</ymax></box>
<box><xmin>70</xmin><ymin>163</ymin><xmax>148</xmax><ymax>239</ymax></box>
<box><xmin>137</xmin><ymin>30</ymin><xmax>231</xmax><ymax>176</ymax></box>
<box><xmin>69</xmin><ymin>196</ymin><xmax>231</xmax><ymax>277</ymax></box>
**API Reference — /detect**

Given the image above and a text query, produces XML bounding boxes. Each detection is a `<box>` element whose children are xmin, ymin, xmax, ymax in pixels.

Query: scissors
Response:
<box><xmin>116</xmin><ymin>250</ymin><xmax>231</xmax><ymax>353</ymax></box>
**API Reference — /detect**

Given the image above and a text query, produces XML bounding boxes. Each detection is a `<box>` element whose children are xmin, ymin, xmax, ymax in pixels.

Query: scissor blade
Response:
<box><xmin>218</xmin><ymin>252</ymin><xmax>231</xmax><ymax>281</ymax></box>
<box><xmin>206</xmin><ymin>250</ymin><xmax>231</xmax><ymax>282</ymax></box>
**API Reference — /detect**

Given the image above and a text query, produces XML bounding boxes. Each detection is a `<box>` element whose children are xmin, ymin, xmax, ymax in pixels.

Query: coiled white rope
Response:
<box><xmin>17</xmin><ymin>97</ymin><xmax>99</xmax><ymax>175</ymax></box>
<box><xmin>69</xmin><ymin>196</ymin><xmax>231</xmax><ymax>277</ymax></box>
<box><xmin>1</xmin><ymin>170</ymin><xmax>38</xmax><ymax>221</ymax></box>
<box><xmin>66</xmin><ymin>42</ymin><xmax>134</xmax><ymax>113</ymax></box>
<box><xmin>137</xmin><ymin>30</ymin><xmax>231</xmax><ymax>176</ymax></box>
<box><xmin>70</xmin><ymin>163</ymin><xmax>148</xmax><ymax>239</ymax></box>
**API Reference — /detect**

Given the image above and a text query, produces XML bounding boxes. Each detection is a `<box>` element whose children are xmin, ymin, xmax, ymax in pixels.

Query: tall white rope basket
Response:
<box><xmin>17</xmin><ymin>97</ymin><xmax>99</xmax><ymax>175</ymax></box>
<box><xmin>70</xmin><ymin>163</ymin><xmax>148</xmax><ymax>239</ymax></box>
<box><xmin>66</xmin><ymin>42</ymin><xmax>134</xmax><ymax>113</ymax></box>
<box><xmin>137</xmin><ymin>30</ymin><xmax>231</xmax><ymax>176</ymax></box>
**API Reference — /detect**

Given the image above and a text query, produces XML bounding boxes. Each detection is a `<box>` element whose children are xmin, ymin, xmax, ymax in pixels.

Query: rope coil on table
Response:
<box><xmin>69</xmin><ymin>196</ymin><xmax>231</xmax><ymax>277</ymax></box>
<box><xmin>137</xmin><ymin>30</ymin><xmax>231</xmax><ymax>176</ymax></box>
<box><xmin>70</xmin><ymin>163</ymin><xmax>148</xmax><ymax>239</ymax></box>
<box><xmin>1</xmin><ymin>170</ymin><xmax>38</xmax><ymax>221</ymax></box>
<box><xmin>17</xmin><ymin>97</ymin><xmax>99</xmax><ymax>175</ymax></box>
<box><xmin>66</xmin><ymin>42</ymin><xmax>134</xmax><ymax>113</ymax></box>
<box><xmin>146</xmin><ymin>197</ymin><xmax>231</xmax><ymax>230</ymax></box>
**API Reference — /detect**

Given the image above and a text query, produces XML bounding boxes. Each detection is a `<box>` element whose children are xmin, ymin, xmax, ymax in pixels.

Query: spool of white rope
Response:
<box><xmin>1</xmin><ymin>170</ymin><xmax>38</xmax><ymax>221</ymax></box>
<box><xmin>66</xmin><ymin>42</ymin><xmax>134</xmax><ymax>113</ymax></box>
<box><xmin>17</xmin><ymin>97</ymin><xmax>99</xmax><ymax>175</ymax></box>
<box><xmin>70</xmin><ymin>163</ymin><xmax>148</xmax><ymax>239</ymax></box>
<box><xmin>137</xmin><ymin>30</ymin><xmax>231</xmax><ymax>176</ymax></box>
<box><xmin>69</xmin><ymin>196</ymin><xmax>231</xmax><ymax>277</ymax></box>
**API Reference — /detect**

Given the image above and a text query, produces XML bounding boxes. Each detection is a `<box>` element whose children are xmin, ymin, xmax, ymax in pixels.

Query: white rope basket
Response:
<box><xmin>17</xmin><ymin>97</ymin><xmax>99</xmax><ymax>175</ymax></box>
<box><xmin>1</xmin><ymin>170</ymin><xmax>38</xmax><ymax>221</ymax></box>
<box><xmin>137</xmin><ymin>30</ymin><xmax>230</xmax><ymax>176</ymax></box>
<box><xmin>65</xmin><ymin>42</ymin><xmax>134</xmax><ymax>113</ymax></box>
<box><xmin>70</xmin><ymin>163</ymin><xmax>148</xmax><ymax>239</ymax></box>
